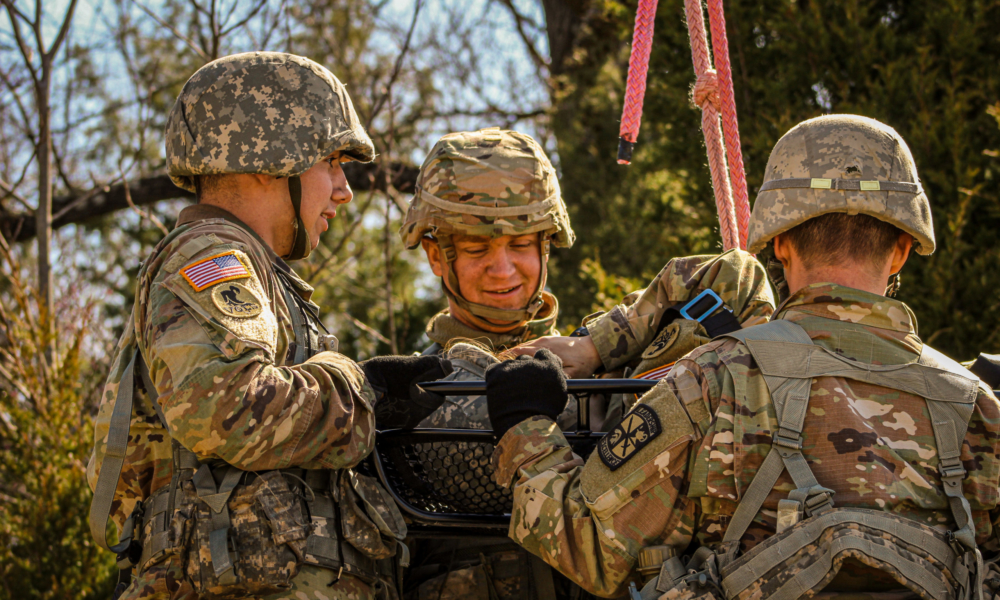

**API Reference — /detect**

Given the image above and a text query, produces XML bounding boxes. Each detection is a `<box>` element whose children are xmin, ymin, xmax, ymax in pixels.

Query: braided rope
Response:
<box><xmin>617</xmin><ymin>0</ymin><xmax>659</xmax><ymax>164</ymax></box>
<box><xmin>684</xmin><ymin>0</ymin><xmax>739</xmax><ymax>250</ymax></box>
<box><xmin>617</xmin><ymin>0</ymin><xmax>749</xmax><ymax>251</ymax></box>
<box><xmin>706</xmin><ymin>0</ymin><xmax>750</xmax><ymax>250</ymax></box>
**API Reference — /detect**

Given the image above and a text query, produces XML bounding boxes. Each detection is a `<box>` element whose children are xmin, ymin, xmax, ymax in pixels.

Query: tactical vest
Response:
<box><xmin>89</xmin><ymin>221</ymin><xmax>406</xmax><ymax>600</ymax></box>
<box><xmin>636</xmin><ymin>319</ymin><xmax>988</xmax><ymax>600</ymax></box>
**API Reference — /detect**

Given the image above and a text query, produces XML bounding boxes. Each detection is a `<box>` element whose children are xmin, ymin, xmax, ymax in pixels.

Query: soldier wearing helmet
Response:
<box><xmin>88</xmin><ymin>52</ymin><xmax>450</xmax><ymax>600</ymax></box>
<box><xmin>482</xmin><ymin>115</ymin><xmax>1000</xmax><ymax>598</ymax></box>
<box><xmin>398</xmin><ymin>129</ymin><xmax>586</xmax><ymax>599</ymax></box>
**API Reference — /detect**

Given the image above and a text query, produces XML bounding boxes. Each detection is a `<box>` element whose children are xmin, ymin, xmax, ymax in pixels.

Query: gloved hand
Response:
<box><xmin>360</xmin><ymin>355</ymin><xmax>453</xmax><ymax>429</ymax></box>
<box><xmin>485</xmin><ymin>349</ymin><xmax>568</xmax><ymax>440</ymax></box>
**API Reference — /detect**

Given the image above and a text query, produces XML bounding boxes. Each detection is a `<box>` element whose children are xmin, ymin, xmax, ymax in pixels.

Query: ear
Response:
<box><xmin>772</xmin><ymin>234</ymin><xmax>792</xmax><ymax>269</ymax></box>
<box><xmin>888</xmin><ymin>233</ymin><xmax>913</xmax><ymax>276</ymax></box>
<box><xmin>421</xmin><ymin>238</ymin><xmax>445</xmax><ymax>277</ymax></box>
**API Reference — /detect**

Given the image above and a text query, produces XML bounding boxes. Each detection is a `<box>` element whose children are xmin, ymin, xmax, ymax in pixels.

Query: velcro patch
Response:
<box><xmin>598</xmin><ymin>404</ymin><xmax>662</xmax><ymax>471</ymax></box>
<box><xmin>642</xmin><ymin>323</ymin><xmax>680</xmax><ymax>359</ymax></box>
<box><xmin>181</xmin><ymin>250</ymin><xmax>251</xmax><ymax>291</ymax></box>
<box><xmin>211</xmin><ymin>282</ymin><xmax>263</xmax><ymax>318</ymax></box>
<box><xmin>634</xmin><ymin>362</ymin><xmax>675</xmax><ymax>381</ymax></box>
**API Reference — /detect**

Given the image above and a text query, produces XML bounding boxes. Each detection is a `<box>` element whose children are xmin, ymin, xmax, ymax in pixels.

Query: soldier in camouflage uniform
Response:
<box><xmin>396</xmin><ymin>129</ymin><xmax>582</xmax><ymax>600</ymax></box>
<box><xmin>88</xmin><ymin>52</ymin><xmax>449</xmax><ymax>600</ymax></box>
<box><xmin>485</xmin><ymin>115</ymin><xmax>1000</xmax><ymax>599</ymax></box>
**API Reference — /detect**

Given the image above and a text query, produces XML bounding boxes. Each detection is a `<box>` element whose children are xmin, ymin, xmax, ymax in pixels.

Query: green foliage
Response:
<box><xmin>550</xmin><ymin>0</ymin><xmax>1000</xmax><ymax>357</ymax></box>
<box><xmin>0</xmin><ymin>254</ymin><xmax>115</xmax><ymax>599</ymax></box>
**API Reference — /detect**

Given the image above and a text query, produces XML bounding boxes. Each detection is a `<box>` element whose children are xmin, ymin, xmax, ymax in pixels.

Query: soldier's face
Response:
<box><xmin>423</xmin><ymin>233</ymin><xmax>543</xmax><ymax>315</ymax></box>
<box><xmin>296</xmin><ymin>152</ymin><xmax>354</xmax><ymax>249</ymax></box>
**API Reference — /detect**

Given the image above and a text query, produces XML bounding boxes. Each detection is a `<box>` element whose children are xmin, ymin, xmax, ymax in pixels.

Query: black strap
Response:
<box><xmin>970</xmin><ymin>354</ymin><xmax>1000</xmax><ymax>390</ymax></box>
<box><xmin>655</xmin><ymin>293</ymin><xmax>742</xmax><ymax>340</ymax></box>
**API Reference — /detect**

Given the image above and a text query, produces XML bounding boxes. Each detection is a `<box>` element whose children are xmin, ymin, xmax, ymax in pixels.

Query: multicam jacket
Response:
<box><xmin>87</xmin><ymin>205</ymin><xmax>377</xmax><ymax>588</ymax></box>
<box><xmin>585</xmin><ymin>249</ymin><xmax>775</xmax><ymax>374</ymax></box>
<box><xmin>491</xmin><ymin>283</ymin><xmax>1000</xmax><ymax>597</ymax></box>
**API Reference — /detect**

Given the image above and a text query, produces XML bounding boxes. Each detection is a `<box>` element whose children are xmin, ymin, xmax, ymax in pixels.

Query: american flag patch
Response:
<box><xmin>181</xmin><ymin>251</ymin><xmax>251</xmax><ymax>292</ymax></box>
<box><xmin>634</xmin><ymin>362</ymin><xmax>675</xmax><ymax>381</ymax></box>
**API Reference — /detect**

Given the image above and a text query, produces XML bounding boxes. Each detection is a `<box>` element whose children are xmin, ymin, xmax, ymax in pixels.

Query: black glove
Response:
<box><xmin>485</xmin><ymin>349</ymin><xmax>568</xmax><ymax>440</ymax></box>
<box><xmin>360</xmin><ymin>355</ymin><xmax>453</xmax><ymax>429</ymax></box>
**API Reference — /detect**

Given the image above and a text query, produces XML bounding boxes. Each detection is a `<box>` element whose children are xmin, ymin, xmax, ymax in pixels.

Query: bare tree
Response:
<box><xmin>2</xmin><ymin>0</ymin><xmax>80</xmax><ymax>335</ymax></box>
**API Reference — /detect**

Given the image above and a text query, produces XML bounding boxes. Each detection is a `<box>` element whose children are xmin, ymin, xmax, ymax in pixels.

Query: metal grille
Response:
<box><xmin>381</xmin><ymin>439</ymin><xmax>511</xmax><ymax>514</ymax></box>
<box><xmin>373</xmin><ymin>429</ymin><xmax>603</xmax><ymax>528</ymax></box>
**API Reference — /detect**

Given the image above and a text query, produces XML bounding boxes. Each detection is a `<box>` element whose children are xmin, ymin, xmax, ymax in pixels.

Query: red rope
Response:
<box><xmin>683</xmin><ymin>0</ymin><xmax>739</xmax><ymax>250</ymax></box>
<box><xmin>706</xmin><ymin>0</ymin><xmax>750</xmax><ymax>250</ymax></box>
<box><xmin>617</xmin><ymin>0</ymin><xmax>750</xmax><ymax>251</ymax></box>
<box><xmin>617</xmin><ymin>0</ymin><xmax>659</xmax><ymax>164</ymax></box>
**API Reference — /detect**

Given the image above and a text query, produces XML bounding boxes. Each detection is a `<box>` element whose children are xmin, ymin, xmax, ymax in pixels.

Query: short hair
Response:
<box><xmin>195</xmin><ymin>174</ymin><xmax>233</xmax><ymax>202</ymax></box>
<box><xmin>780</xmin><ymin>213</ymin><xmax>905</xmax><ymax>273</ymax></box>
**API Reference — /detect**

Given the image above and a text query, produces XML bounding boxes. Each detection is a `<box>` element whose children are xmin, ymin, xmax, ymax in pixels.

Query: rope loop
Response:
<box><xmin>692</xmin><ymin>69</ymin><xmax>721</xmax><ymax>111</ymax></box>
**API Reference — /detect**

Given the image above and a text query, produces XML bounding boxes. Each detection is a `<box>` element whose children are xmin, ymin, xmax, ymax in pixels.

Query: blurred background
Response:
<box><xmin>1</xmin><ymin>1</ymin><xmax>998</xmax><ymax>597</ymax></box>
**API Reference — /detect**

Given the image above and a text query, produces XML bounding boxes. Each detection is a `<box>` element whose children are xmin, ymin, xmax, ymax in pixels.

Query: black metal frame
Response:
<box><xmin>373</xmin><ymin>428</ymin><xmax>606</xmax><ymax>530</ymax></box>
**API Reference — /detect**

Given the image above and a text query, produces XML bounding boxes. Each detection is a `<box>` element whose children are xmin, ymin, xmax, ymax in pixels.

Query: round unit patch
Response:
<box><xmin>211</xmin><ymin>282</ymin><xmax>263</xmax><ymax>318</ymax></box>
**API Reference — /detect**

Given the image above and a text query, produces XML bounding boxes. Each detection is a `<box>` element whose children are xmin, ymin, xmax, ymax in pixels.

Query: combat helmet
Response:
<box><xmin>747</xmin><ymin>114</ymin><xmax>934</xmax><ymax>255</ymax></box>
<box><xmin>166</xmin><ymin>51</ymin><xmax>375</xmax><ymax>260</ymax></box>
<box><xmin>400</xmin><ymin>128</ymin><xmax>575</xmax><ymax>330</ymax></box>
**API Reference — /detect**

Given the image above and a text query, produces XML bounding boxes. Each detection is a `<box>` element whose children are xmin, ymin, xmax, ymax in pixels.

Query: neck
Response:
<box><xmin>200</xmin><ymin>182</ymin><xmax>290</xmax><ymax>255</ymax></box>
<box><xmin>785</xmin><ymin>264</ymin><xmax>889</xmax><ymax>296</ymax></box>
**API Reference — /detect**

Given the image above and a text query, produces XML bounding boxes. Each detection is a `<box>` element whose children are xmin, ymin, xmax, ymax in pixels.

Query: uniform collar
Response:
<box><xmin>176</xmin><ymin>204</ymin><xmax>278</xmax><ymax>263</ymax></box>
<box><xmin>426</xmin><ymin>291</ymin><xmax>560</xmax><ymax>351</ymax></box>
<box><xmin>176</xmin><ymin>204</ymin><xmax>315</xmax><ymax>303</ymax></box>
<box><xmin>775</xmin><ymin>282</ymin><xmax>918</xmax><ymax>335</ymax></box>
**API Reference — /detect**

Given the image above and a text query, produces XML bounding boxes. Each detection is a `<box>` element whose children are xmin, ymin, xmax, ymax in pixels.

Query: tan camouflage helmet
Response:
<box><xmin>747</xmin><ymin>114</ymin><xmax>934</xmax><ymax>255</ymax></box>
<box><xmin>400</xmin><ymin>128</ymin><xmax>574</xmax><ymax>250</ymax></box>
<box><xmin>166</xmin><ymin>51</ymin><xmax>375</xmax><ymax>193</ymax></box>
<box><xmin>400</xmin><ymin>128</ymin><xmax>575</xmax><ymax>329</ymax></box>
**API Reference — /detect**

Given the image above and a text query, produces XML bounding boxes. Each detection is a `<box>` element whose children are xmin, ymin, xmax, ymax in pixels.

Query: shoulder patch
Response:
<box><xmin>598</xmin><ymin>404</ymin><xmax>661</xmax><ymax>471</ymax></box>
<box><xmin>181</xmin><ymin>250</ymin><xmax>251</xmax><ymax>291</ymax></box>
<box><xmin>162</xmin><ymin>247</ymin><xmax>277</xmax><ymax>359</ymax></box>
<box><xmin>211</xmin><ymin>282</ymin><xmax>263</xmax><ymax>318</ymax></box>
<box><xmin>642</xmin><ymin>322</ymin><xmax>680</xmax><ymax>359</ymax></box>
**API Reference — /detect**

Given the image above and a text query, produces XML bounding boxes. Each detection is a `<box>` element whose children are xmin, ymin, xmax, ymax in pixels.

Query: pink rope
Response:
<box><xmin>683</xmin><ymin>0</ymin><xmax>739</xmax><ymax>251</ymax></box>
<box><xmin>616</xmin><ymin>0</ymin><xmax>750</xmax><ymax>251</ymax></box>
<box><xmin>617</xmin><ymin>0</ymin><xmax>659</xmax><ymax>164</ymax></box>
<box><xmin>706</xmin><ymin>0</ymin><xmax>750</xmax><ymax>250</ymax></box>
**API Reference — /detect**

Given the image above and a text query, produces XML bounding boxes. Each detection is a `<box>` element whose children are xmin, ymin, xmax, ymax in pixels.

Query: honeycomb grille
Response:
<box><xmin>379</xmin><ymin>439</ymin><xmax>511</xmax><ymax>515</ymax></box>
<box><xmin>374</xmin><ymin>430</ymin><xmax>603</xmax><ymax>524</ymax></box>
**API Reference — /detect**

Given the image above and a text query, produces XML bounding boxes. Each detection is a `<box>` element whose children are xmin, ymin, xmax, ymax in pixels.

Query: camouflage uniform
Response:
<box><xmin>88</xmin><ymin>53</ymin><xmax>402</xmax><ymax>600</ymax></box>
<box><xmin>397</xmin><ymin>129</ymin><xmax>580</xmax><ymax>599</ymax></box>
<box><xmin>583</xmin><ymin>249</ymin><xmax>775</xmax><ymax>427</ymax></box>
<box><xmin>489</xmin><ymin>116</ymin><xmax>1000</xmax><ymax>599</ymax></box>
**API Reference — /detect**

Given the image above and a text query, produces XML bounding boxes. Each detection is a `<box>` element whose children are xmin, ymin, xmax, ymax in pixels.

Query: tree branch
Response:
<box><xmin>1</xmin><ymin>161</ymin><xmax>420</xmax><ymax>243</ymax></box>
<box><xmin>134</xmin><ymin>1</ymin><xmax>210</xmax><ymax>61</ymax></box>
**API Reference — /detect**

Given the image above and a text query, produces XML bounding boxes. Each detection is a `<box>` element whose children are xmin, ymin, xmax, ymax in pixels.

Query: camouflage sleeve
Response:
<box><xmin>142</xmin><ymin>247</ymin><xmax>375</xmax><ymax>471</ymax></box>
<box><xmin>586</xmin><ymin>249</ymin><xmax>775</xmax><ymax>371</ymax></box>
<box><xmin>491</xmin><ymin>364</ymin><xmax>706</xmax><ymax>596</ymax></box>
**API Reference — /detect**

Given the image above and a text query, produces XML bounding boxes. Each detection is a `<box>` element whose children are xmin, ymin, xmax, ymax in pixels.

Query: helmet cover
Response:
<box><xmin>166</xmin><ymin>51</ymin><xmax>374</xmax><ymax>193</ymax></box>
<box><xmin>399</xmin><ymin>128</ymin><xmax>574</xmax><ymax>249</ymax></box>
<box><xmin>747</xmin><ymin>114</ymin><xmax>934</xmax><ymax>255</ymax></box>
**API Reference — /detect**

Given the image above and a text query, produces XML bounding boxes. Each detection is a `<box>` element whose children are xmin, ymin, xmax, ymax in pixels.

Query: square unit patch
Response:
<box><xmin>598</xmin><ymin>404</ymin><xmax>662</xmax><ymax>471</ymax></box>
<box><xmin>181</xmin><ymin>251</ymin><xmax>251</xmax><ymax>291</ymax></box>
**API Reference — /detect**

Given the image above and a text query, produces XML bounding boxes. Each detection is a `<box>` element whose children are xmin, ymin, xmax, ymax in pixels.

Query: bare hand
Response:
<box><xmin>509</xmin><ymin>335</ymin><xmax>602</xmax><ymax>379</ymax></box>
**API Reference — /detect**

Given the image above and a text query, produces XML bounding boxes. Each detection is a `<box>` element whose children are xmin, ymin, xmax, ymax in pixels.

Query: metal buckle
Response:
<box><xmin>679</xmin><ymin>289</ymin><xmax>725</xmax><ymax>323</ymax></box>
<box><xmin>317</xmin><ymin>334</ymin><xmax>339</xmax><ymax>353</ymax></box>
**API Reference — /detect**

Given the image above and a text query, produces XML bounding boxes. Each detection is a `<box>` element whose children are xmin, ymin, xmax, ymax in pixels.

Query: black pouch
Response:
<box><xmin>181</xmin><ymin>467</ymin><xmax>311</xmax><ymax>600</ymax></box>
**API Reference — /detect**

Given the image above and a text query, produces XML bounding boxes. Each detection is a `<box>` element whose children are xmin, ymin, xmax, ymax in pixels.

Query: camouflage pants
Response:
<box><xmin>120</xmin><ymin>556</ymin><xmax>377</xmax><ymax>600</ymax></box>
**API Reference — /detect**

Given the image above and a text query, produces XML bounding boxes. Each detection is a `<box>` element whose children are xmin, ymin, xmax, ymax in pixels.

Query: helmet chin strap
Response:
<box><xmin>435</xmin><ymin>233</ymin><xmax>550</xmax><ymax>333</ymax></box>
<box><xmin>284</xmin><ymin>175</ymin><xmax>312</xmax><ymax>261</ymax></box>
